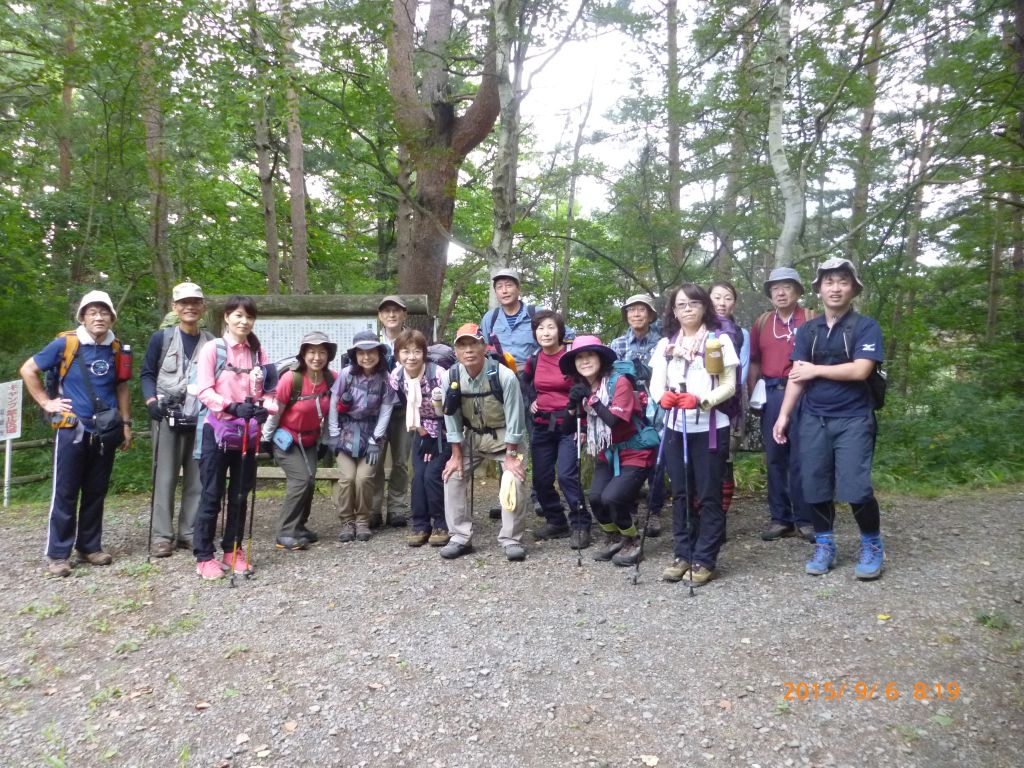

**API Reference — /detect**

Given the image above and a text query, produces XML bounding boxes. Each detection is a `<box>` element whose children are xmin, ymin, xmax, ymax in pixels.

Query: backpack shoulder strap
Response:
<box><xmin>524</xmin><ymin>351</ymin><xmax>540</xmax><ymax>383</ymax></box>
<box><xmin>58</xmin><ymin>331</ymin><xmax>79</xmax><ymax>380</ymax></box>
<box><xmin>157</xmin><ymin>327</ymin><xmax>175</xmax><ymax>369</ymax></box>
<box><xmin>290</xmin><ymin>369</ymin><xmax>304</xmax><ymax>405</ymax></box>
<box><xmin>755</xmin><ymin>311</ymin><xmax>772</xmax><ymax>336</ymax></box>
<box><xmin>486</xmin><ymin>307</ymin><xmax>500</xmax><ymax>334</ymax></box>
<box><xmin>526</xmin><ymin>304</ymin><xmax>536</xmax><ymax>318</ymax></box>
<box><xmin>486</xmin><ymin>359</ymin><xmax>503</xmax><ymax>401</ymax></box>
<box><xmin>213</xmin><ymin>338</ymin><xmax>228</xmax><ymax>378</ymax></box>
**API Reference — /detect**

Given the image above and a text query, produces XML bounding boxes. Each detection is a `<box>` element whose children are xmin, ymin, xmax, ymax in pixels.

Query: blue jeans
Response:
<box><xmin>410</xmin><ymin>433</ymin><xmax>450</xmax><ymax>532</ymax></box>
<box><xmin>665</xmin><ymin>426</ymin><xmax>729</xmax><ymax>569</ymax></box>
<box><xmin>531</xmin><ymin>423</ymin><xmax>588</xmax><ymax>529</ymax></box>
<box><xmin>761</xmin><ymin>383</ymin><xmax>812</xmax><ymax>527</ymax></box>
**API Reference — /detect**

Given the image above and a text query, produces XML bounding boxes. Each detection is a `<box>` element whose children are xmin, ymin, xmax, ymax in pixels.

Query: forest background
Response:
<box><xmin>0</xmin><ymin>0</ymin><xmax>1021</xmax><ymax>496</ymax></box>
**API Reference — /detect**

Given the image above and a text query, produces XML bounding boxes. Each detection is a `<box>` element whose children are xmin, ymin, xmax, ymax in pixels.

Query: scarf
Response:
<box><xmin>404</xmin><ymin>371</ymin><xmax>423</xmax><ymax>432</ymax></box>
<box><xmin>584</xmin><ymin>375</ymin><xmax>614</xmax><ymax>457</ymax></box>
<box><xmin>670</xmin><ymin>325</ymin><xmax>708</xmax><ymax>363</ymax></box>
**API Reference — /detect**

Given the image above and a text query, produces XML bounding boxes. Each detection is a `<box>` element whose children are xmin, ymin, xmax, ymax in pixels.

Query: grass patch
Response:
<box><xmin>18</xmin><ymin>597</ymin><xmax>68</xmax><ymax>620</ymax></box>
<box><xmin>113</xmin><ymin>639</ymin><xmax>140</xmax><ymax>654</ymax></box>
<box><xmin>224</xmin><ymin>643</ymin><xmax>249</xmax><ymax>660</ymax></box>
<box><xmin>87</xmin><ymin>685</ymin><xmax>122</xmax><ymax>709</ymax></box>
<box><xmin>975</xmin><ymin>611</ymin><xmax>1011</xmax><ymax>631</ymax></box>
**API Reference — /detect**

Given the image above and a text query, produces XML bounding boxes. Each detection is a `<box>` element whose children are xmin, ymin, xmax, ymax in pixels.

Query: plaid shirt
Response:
<box><xmin>609</xmin><ymin>327</ymin><xmax>662</xmax><ymax>366</ymax></box>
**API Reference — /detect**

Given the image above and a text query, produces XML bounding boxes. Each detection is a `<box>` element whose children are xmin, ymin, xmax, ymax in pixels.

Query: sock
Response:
<box><xmin>851</xmin><ymin>496</ymin><xmax>881</xmax><ymax>535</ymax></box>
<box><xmin>811</xmin><ymin>501</ymin><xmax>835</xmax><ymax>533</ymax></box>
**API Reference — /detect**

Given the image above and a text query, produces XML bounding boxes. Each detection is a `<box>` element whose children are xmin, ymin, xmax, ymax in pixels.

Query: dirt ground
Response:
<box><xmin>0</xmin><ymin>484</ymin><xmax>1021</xmax><ymax>768</ymax></box>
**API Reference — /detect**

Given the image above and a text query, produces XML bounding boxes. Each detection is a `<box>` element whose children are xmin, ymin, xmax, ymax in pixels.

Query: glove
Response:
<box><xmin>659</xmin><ymin>391</ymin><xmax>680</xmax><ymax>410</ymax></box>
<box><xmin>677</xmin><ymin>393</ymin><xmax>699</xmax><ymax>410</ymax></box>
<box><xmin>567</xmin><ymin>384</ymin><xmax>590</xmax><ymax>412</ymax></box>
<box><xmin>337</xmin><ymin>391</ymin><xmax>353</xmax><ymax>414</ymax></box>
<box><xmin>146</xmin><ymin>400</ymin><xmax>166</xmax><ymax>421</ymax></box>
<box><xmin>259</xmin><ymin>440</ymin><xmax>273</xmax><ymax>456</ymax></box>
<box><xmin>317</xmin><ymin>442</ymin><xmax>329</xmax><ymax>461</ymax></box>
<box><xmin>226</xmin><ymin>402</ymin><xmax>257</xmax><ymax>420</ymax></box>
<box><xmin>364</xmin><ymin>439</ymin><xmax>381</xmax><ymax>466</ymax></box>
<box><xmin>252</xmin><ymin>405</ymin><xmax>269</xmax><ymax>424</ymax></box>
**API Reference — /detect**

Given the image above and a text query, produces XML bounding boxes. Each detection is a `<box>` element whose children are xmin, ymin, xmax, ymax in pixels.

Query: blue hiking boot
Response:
<box><xmin>805</xmin><ymin>533</ymin><xmax>836</xmax><ymax>576</ymax></box>
<box><xmin>854</xmin><ymin>533</ymin><xmax>884</xmax><ymax>580</ymax></box>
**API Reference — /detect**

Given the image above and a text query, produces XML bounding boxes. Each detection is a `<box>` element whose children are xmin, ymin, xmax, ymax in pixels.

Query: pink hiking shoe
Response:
<box><xmin>196</xmin><ymin>559</ymin><xmax>226</xmax><ymax>580</ymax></box>
<box><xmin>222</xmin><ymin>550</ymin><xmax>252</xmax><ymax>574</ymax></box>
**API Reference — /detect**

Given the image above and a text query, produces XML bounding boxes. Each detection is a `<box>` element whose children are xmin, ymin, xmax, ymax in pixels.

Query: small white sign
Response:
<box><xmin>256</xmin><ymin>317</ymin><xmax>377</xmax><ymax>372</ymax></box>
<box><xmin>0</xmin><ymin>380</ymin><xmax>22</xmax><ymax>440</ymax></box>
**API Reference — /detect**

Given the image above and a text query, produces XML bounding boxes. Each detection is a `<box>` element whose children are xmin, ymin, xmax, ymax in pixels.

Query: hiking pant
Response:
<box><xmin>443</xmin><ymin>437</ymin><xmax>527</xmax><ymax>547</ymax></box>
<box><xmin>46</xmin><ymin>427</ymin><xmax>117</xmax><ymax>560</ymax></box>
<box><xmin>589</xmin><ymin>462</ymin><xmax>646</xmax><ymax>534</ymax></box>
<box><xmin>371</xmin><ymin>404</ymin><xmax>411</xmax><ymax>521</ymax></box>
<box><xmin>799</xmin><ymin>414</ymin><xmax>876</xmax><ymax>504</ymax></box>
<box><xmin>666</xmin><ymin>426</ymin><xmax>729</xmax><ymax>570</ymax></box>
<box><xmin>194</xmin><ymin>425</ymin><xmax>256</xmax><ymax>562</ymax></box>
<box><xmin>150</xmin><ymin>418</ymin><xmax>200</xmax><ymax>544</ymax></box>
<box><xmin>273</xmin><ymin>441</ymin><xmax>318</xmax><ymax>539</ymax></box>
<box><xmin>410</xmin><ymin>433</ymin><xmax>450</xmax><ymax>534</ymax></box>
<box><xmin>531</xmin><ymin>425</ymin><xmax>588</xmax><ymax>529</ymax></box>
<box><xmin>761</xmin><ymin>382</ymin><xmax>812</xmax><ymax>527</ymax></box>
<box><xmin>334</xmin><ymin>451</ymin><xmax>376</xmax><ymax>528</ymax></box>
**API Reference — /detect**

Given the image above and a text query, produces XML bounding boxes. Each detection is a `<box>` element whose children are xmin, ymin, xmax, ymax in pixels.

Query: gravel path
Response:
<box><xmin>1</xmin><ymin>486</ymin><xmax>1022</xmax><ymax>767</ymax></box>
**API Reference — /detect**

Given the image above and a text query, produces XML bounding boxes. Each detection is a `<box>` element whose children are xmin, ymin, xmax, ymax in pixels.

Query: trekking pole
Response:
<box><xmin>572</xmin><ymin>416</ymin><xmax>585</xmax><ymax>568</ymax></box>
<box><xmin>145</xmin><ymin>405</ymin><xmax>162</xmax><ymax>564</ymax></box>
<box><xmin>243</xmin><ymin>397</ymin><xmax>261</xmax><ymax>580</ymax></box>
<box><xmin>230</xmin><ymin>415</ymin><xmax>247</xmax><ymax>589</ymax></box>
<box><xmin>632</xmin><ymin>408</ymin><xmax>673</xmax><ymax>585</ymax></box>
<box><xmin>680</xmin><ymin>397</ymin><xmax>695</xmax><ymax>598</ymax></box>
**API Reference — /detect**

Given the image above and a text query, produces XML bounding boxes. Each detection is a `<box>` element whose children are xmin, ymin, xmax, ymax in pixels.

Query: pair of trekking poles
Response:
<box><xmin>145</xmin><ymin>397</ymin><xmax>260</xmax><ymax>589</ymax></box>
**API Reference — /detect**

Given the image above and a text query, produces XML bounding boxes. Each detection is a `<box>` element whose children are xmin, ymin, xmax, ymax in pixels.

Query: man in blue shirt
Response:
<box><xmin>479</xmin><ymin>269</ymin><xmax>538</xmax><ymax>369</ymax></box>
<box><xmin>773</xmin><ymin>258</ymin><xmax>886</xmax><ymax>580</ymax></box>
<box><xmin>20</xmin><ymin>290</ymin><xmax>133</xmax><ymax>577</ymax></box>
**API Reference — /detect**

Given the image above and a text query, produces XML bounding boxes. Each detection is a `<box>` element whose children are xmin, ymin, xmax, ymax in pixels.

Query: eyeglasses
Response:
<box><xmin>674</xmin><ymin>301</ymin><xmax>703</xmax><ymax>310</ymax></box>
<box><xmin>83</xmin><ymin>308</ymin><xmax>112</xmax><ymax>318</ymax></box>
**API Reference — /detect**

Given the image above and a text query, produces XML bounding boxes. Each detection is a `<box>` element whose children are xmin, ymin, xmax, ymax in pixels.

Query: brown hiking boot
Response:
<box><xmin>151</xmin><ymin>540</ymin><xmax>174</xmax><ymax>558</ymax></box>
<box><xmin>77</xmin><ymin>550</ymin><xmax>113</xmax><ymax>566</ymax></box>
<box><xmin>407</xmin><ymin>530</ymin><xmax>430</xmax><ymax>547</ymax></box>
<box><xmin>427</xmin><ymin>529</ymin><xmax>451</xmax><ymax>547</ymax></box>
<box><xmin>684</xmin><ymin>564</ymin><xmax>716</xmax><ymax>586</ymax></box>
<box><xmin>355</xmin><ymin>522</ymin><xmax>372</xmax><ymax>542</ymax></box>
<box><xmin>662</xmin><ymin>558</ymin><xmax>690</xmax><ymax>582</ymax></box>
<box><xmin>46</xmin><ymin>558</ymin><xmax>72</xmax><ymax>578</ymax></box>
<box><xmin>592</xmin><ymin>531</ymin><xmax>623</xmax><ymax>562</ymax></box>
<box><xmin>612</xmin><ymin>536</ymin><xmax>642</xmax><ymax>567</ymax></box>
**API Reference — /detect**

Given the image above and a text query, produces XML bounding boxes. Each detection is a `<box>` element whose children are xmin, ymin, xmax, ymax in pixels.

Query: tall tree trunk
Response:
<box><xmin>57</xmin><ymin>20</ymin><xmax>83</xmax><ymax>300</ymax></box>
<box><xmin>666</xmin><ymin>0</ymin><xmax>684</xmax><ymax>266</ymax></box>
<box><xmin>139</xmin><ymin>38</ymin><xmax>174</xmax><ymax>311</ymax></box>
<box><xmin>388</xmin><ymin>0</ymin><xmax>500</xmax><ymax>316</ymax></box>
<box><xmin>558</xmin><ymin>92</ymin><xmax>592</xmax><ymax>315</ymax></box>
<box><xmin>767</xmin><ymin>0</ymin><xmax>804</xmax><ymax>268</ymax></box>
<box><xmin>249</xmin><ymin>0</ymin><xmax>280</xmax><ymax>293</ymax></box>
<box><xmin>846</xmin><ymin>0</ymin><xmax>884</xmax><ymax>265</ymax></box>
<box><xmin>986</xmin><ymin>199</ymin><xmax>1002</xmax><ymax>343</ymax></box>
<box><xmin>281</xmin><ymin>0</ymin><xmax>309</xmax><ymax>294</ymax></box>
<box><xmin>1012</xmin><ymin>0</ymin><xmax>1024</xmax><ymax>345</ymax></box>
<box><xmin>487</xmin><ymin>0</ymin><xmax>519</xmax><ymax>294</ymax></box>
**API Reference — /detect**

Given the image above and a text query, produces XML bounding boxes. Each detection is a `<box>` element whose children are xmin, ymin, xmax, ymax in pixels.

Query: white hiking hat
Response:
<box><xmin>77</xmin><ymin>290</ymin><xmax>117</xmax><ymax>321</ymax></box>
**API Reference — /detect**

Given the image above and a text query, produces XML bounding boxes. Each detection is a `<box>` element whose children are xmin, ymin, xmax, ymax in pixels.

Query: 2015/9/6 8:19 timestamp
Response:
<box><xmin>782</xmin><ymin>681</ymin><xmax>960</xmax><ymax>702</ymax></box>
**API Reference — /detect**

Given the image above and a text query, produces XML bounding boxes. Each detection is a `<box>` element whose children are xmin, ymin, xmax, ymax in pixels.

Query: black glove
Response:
<box><xmin>567</xmin><ymin>384</ymin><xmax>590</xmax><ymax>413</ymax></box>
<box><xmin>317</xmin><ymin>442</ymin><xmax>329</xmax><ymax>461</ymax></box>
<box><xmin>252</xmin><ymin>405</ymin><xmax>269</xmax><ymax>424</ymax></box>
<box><xmin>146</xmin><ymin>400</ymin><xmax>166</xmax><ymax>421</ymax></box>
<box><xmin>365</xmin><ymin>439</ymin><xmax>381</xmax><ymax>466</ymax></box>
<box><xmin>591</xmin><ymin>399</ymin><xmax>619</xmax><ymax>428</ymax></box>
<box><xmin>226</xmin><ymin>402</ymin><xmax>257</xmax><ymax>420</ymax></box>
<box><xmin>260</xmin><ymin>439</ymin><xmax>274</xmax><ymax>456</ymax></box>
<box><xmin>416</xmin><ymin>434</ymin><xmax>438</xmax><ymax>459</ymax></box>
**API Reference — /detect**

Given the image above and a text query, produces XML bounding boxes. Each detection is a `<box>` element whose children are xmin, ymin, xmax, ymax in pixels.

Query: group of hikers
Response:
<box><xmin>20</xmin><ymin>257</ymin><xmax>887</xmax><ymax>585</ymax></box>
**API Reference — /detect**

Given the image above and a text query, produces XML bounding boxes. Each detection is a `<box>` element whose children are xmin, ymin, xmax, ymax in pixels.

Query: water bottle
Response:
<box><xmin>431</xmin><ymin>387</ymin><xmax>444</xmax><ymax>417</ymax></box>
<box><xmin>116</xmin><ymin>344</ymin><xmax>133</xmax><ymax>381</ymax></box>
<box><xmin>705</xmin><ymin>332</ymin><xmax>724</xmax><ymax>376</ymax></box>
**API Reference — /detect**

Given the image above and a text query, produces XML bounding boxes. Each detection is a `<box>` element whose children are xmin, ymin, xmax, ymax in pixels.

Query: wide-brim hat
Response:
<box><xmin>377</xmin><ymin>295</ymin><xmax>407</xmax><ymax>311</ymax></box>
<box><xmin>763</xmin><ymin>267</ymin><xmax>805</xmax><ymax>297</ymax></box>
<box><xmin>77</xmin><ymin>289</ymin><xmax>117</xmax><ymax>321</ymax></box>
<box><xmin>347</xmin><ymin>329</ymin><xmax>386</xmax><ymax>361</ymax></box>
<box><xmin>491</xmin><ymin>268</ymin><xmax>520</xmax><ymax>285</ymax></box>
<box><xmin>299</xmin><ymin>331</ymin><xmax>337</xmax><ymax>363</ymax></box>
<box><xmin>559</xmin><ymin>335</ymin><xmax>617</xmax><ymax>375</ymax></box>
<box><xmin>811</xmin><ymin>257</ymin><xmax>863</xmax><ymax>295</ymax></box>
<box><xmin>620</xmin><ymin>293</ymin><xmax>657</xmax><ymax>322</ymax></box>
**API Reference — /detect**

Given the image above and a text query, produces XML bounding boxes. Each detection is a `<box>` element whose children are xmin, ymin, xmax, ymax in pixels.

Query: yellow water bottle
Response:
<box><xmin>705</xmin><ymin>332</ymin><xmax>724</xmax><ymax>376</ymax></box>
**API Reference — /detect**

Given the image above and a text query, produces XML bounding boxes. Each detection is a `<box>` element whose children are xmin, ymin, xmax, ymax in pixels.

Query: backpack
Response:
<box><xmin>274</xmin><ymin>359</ymin><xmax>337</xmax><ymax>416</ymax></box>
<box><xmin>712</xmin><ymin>318</ymin><xmax>743</xmax><ymax>420</ymax></box>
<box><xmin>809</xmin><ymin>313</ymin><xmax>887</xmax><ymax>410</ymax></box>
<box><xmin>754</xmin><ymin>307</ymin><xmax>818</xmax><ymax>337</ymax></box>
<box><xmin>43</xmin><ymin>331</ymin><xmax>125</xmax><ymax>429</ymax></box>
<box><xmin>602</xmin><ymin>360</ymin><xmax>661</xmax><ymax>474</ymax></box>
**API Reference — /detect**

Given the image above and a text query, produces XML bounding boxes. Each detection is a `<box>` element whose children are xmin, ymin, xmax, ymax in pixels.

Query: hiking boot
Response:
<box><xmin>275</xmin><ymin>536</ymin><xmax>308</xmax><ymax>551</ymax></box>
<box><xmin>77</xmin><ymin>550</ymin><xmax>113</xmax><ymax>566</ymax></box>
<box><xmin>389</xmin><ymin>512</ymin><xmax>408</xmax><ymax>528</ymax></box>
<box><xmin>407</xmin><ymin>530</ymin><xmax>430</xmax><ymax>547</ymax></box>
<box><xmin>645</xmin><ymin>515</ymin><xmax>662</xmax><ymax>538</ymax></box>
<box><xmin>569</xmin><ymin>528</ymin><xmax>591</xmax><ymax>550</ymax></box>
<box><xmin>504</xmin><ymin>543</ymin><xmax>527</xmax><ymax>562</ymax></box>
<box><xmin>592</xmin><ymin>532</ymin><xmax>623</xmax><ymax>562</ymax></box>
<box><xmin>46</xmin><ymin>557</ymin><xmax>72</xmax><ymax>578</ymax></box>
<box><xmin>761</xmin><ymin>522</ymin><xmax>795</xmax><ymax>541</ymax></box>
<box><xmin>222</xmin><ymin>550</ymin><xmax>251</xmax><ymax>574</ymax></box>
<box><xmin>176</xmin><ymin>536</ymin><xmax>193</xmax><ymax>550</ymax></box>
<box><xmin>684</xmin><ymin>563</ymin><xmax>716</xmax><ymax>586</ymax></box>
<box><xmin>534</xmin><ymin>522</ymin><xmax>570</xmax><ymax>541</ymax></box>
<box><xmin>611</xmin><ymin>537</ymin><xmax>642</xmax><ymax>567</ymax></box>
<box><xmin>489</xmin><ymin>506</ymin><xmax>502</xmax><ymax>520</ymax></box>
<box><xmin>854</xmin><ymin>533</ymin><xmax>884</xmax><ymax>580</ymax></box>
<box><xmin>662</xmin><ymin>558</ymin><xmax>690</xmax><ymax>582</ymax></box>
<box><xmin>296</xmin><ymin>527</ymin><xmax>319</xmax><ymax>544</ymax></box>
<box><xmin>428</xmin><ymin>529</ymin><xmax>451</xmax><ymax>547</ymax></box>
<box><xmin>151</xmin><ymin>539</ymin><xmax>174</xmax><ymax>558</ymax></box>
<box><xmin>797</xmin><ymin>524</ymin><xmax>816</xmax><ymax>543</ymax></box>
<box><xmin>196</xmin><ymin>559</ymin><xmax>226</xmax><ymax>580</ymax></box>
<box><xmin>805</xmin><ymin>533</ymin><xmax>837</xmax><ymax>576</ymax></box>
<box><xmin>439</xmin><ymin>541</ymin><xmax>473</xmax><ymax>560</ymax></box>
<box><xmin>355</xmin><ymin>523</ymin><xmax>372</xmax><ymax>542</ymax></box>
<box><xmin>338</xmin><ymin>524</ymin><xmax>356</xmax><ymax>543</ymax></box>
<box><xmin>534</xmin><ymin>501</ymin><xmax>544</xmax><ymax>518</ymax></box>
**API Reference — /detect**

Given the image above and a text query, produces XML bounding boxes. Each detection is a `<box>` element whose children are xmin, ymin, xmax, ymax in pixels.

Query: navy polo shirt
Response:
<box><xmin>791</xmin><ymin>311</ymin><xmax>884</xmax><ymax>418</ymax></box>
<box><xmin>34</xmin><ymin>332</ymin><xmax>119</xmax><ymax>425</ymax></box>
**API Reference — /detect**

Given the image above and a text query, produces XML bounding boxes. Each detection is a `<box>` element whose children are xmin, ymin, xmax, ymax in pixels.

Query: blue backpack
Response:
<box><xmin>603</xmin><ymin>360</ymin><xmax>661</xmax><ymax>475</ymax></box>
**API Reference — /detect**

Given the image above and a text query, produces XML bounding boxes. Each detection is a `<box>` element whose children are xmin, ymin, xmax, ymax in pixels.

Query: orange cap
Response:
<box><xmin>453</xmin><ymin>323</ymin><xmax>484</xmax><ymax>343</ymax></box>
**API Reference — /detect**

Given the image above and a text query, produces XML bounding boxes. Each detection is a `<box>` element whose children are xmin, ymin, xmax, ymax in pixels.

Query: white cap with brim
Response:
<box><xmin>491</xmin><ymin>268</ymin><xmax>520</xmax><ymax>285</ymax></box>
<box><xmin>77</xmin><ymin>290</ymin><xmax>117</xmax><ymax>322</ymax></box>
<box><xmin>377</xmin><ymin>295</ymin><xmax>407</xmax><ymax>311</ymax></box>
<box><xmin>763</xmin><ymin>267</ymin><xmax>805</xmax><ymax>297</ymax></box>
<box><xmin>620</xmin><ymin>293</ymin><xmax>657</xmax><ymax>321</ymax></box>
<box><xmin>811</xmin><ymin>257</ymin><xmax>864</xmax><ymax>295</ymax></box>
<box><xmin>172</xmin><ymin>282</ymin><xmax>205</xmax><ymax>302</ymax></box>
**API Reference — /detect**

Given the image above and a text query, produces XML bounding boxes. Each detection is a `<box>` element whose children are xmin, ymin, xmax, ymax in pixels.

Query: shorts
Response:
<box><xmin>798</xmin><ymin>414</ymin><xmax>876</xmax><ymax>504</ymax></box>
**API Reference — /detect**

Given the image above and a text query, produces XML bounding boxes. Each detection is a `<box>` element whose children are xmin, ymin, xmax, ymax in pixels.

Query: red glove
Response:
<box><xmin>337</xmin><ymin>391</ymin><xmax>353</xmax><ymax>414</ymax></box>
<box><xmin>677</xmin><ymin>392</ymin><xmax>699</xmax><ymax>410</ymax></box>
<box><xmin>659</xmin><ymin>392</ymin><xmax>680</xmax><ymax>410</ymax></box>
